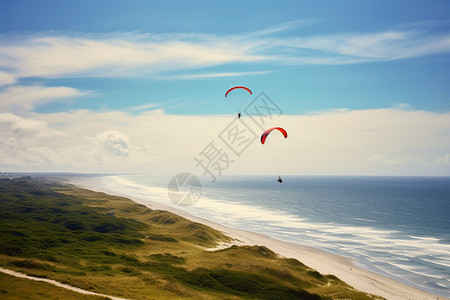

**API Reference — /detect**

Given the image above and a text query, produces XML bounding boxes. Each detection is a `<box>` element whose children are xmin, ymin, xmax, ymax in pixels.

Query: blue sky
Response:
<box><xmin>2</xmin><ymin>0</ymin><xmax>450</xmax><ymax>114</ymax></box>
<box><xmin>1</xmin><ymin>1</ymin><xmax>450</xmax><ymax>175</ymax></box>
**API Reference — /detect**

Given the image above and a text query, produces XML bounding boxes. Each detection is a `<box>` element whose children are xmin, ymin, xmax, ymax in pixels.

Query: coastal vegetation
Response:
<box><xmin>0</xmin><ymin>272</ymin><xmax>107</xmax><ymax>300</ymax></box>
<box><xmin>0</xmin><ymin>176</ymin><xmax>383</xmax><ymax>299</ymax></box>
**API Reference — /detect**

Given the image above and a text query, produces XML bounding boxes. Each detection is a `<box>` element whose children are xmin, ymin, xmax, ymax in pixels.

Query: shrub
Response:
<box><xmin>64</xmin><ymin>220</ymin><xmax>86</xmax><ymax>230</ymax></box>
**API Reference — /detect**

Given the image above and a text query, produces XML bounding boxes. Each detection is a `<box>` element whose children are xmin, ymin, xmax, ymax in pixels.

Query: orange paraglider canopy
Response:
<box><xmin>260</xmin><ymin>127</ymin><xmax>288</xmax><ymax>144</ymax></box>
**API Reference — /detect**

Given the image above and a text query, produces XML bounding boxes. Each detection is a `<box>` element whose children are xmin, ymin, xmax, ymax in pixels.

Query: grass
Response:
<box><xmin>0</xmin><ymin>272</ymin><xmax>108</xmax><ymax>300</ymax></box>
<box><xmin>0</xmin><ymin>176</ymin><xmax>384</xmax><ymax>299</ymax></box>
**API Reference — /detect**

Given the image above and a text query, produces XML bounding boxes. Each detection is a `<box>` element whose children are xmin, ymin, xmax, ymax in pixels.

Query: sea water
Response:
<box><xmin>97</xmin><ymin>175</ymin><xmax>450</xmax><ymax>297</ymax></box>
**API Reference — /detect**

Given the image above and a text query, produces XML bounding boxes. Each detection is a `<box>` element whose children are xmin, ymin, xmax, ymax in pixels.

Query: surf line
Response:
<box><xmin>0</xmin><ymin>267</ymin><xmax>129</xmax><ymax>300</ymax></box>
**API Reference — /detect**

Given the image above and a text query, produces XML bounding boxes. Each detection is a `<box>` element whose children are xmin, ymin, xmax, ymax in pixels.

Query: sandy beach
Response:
<box><xmin>71</xmin><ymin>176</ymin><xmax>445</xmax><ymax>300</ymax></box>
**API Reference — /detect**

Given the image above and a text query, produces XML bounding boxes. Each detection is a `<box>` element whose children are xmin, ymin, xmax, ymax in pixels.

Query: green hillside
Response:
<box><xmin>0</xmin><ymin>176</ymin><xmax>383</xmax><ymax>299</ymax></box>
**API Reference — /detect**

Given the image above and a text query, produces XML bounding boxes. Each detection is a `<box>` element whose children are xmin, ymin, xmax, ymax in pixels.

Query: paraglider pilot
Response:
<box><xmin>277</xmin><ymin>176</ymin><xmax>282</xmax><ymax>183</ymax></box>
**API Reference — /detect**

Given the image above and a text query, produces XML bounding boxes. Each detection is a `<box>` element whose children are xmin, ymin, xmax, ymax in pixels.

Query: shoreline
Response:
<box><xmin>69</xmin><ymin>176</ymin><xmax>445</xmax><ymax>300</ymax></box>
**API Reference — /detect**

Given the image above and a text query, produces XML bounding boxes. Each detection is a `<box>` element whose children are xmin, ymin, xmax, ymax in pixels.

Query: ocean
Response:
<box><xmin>96</xmin><ymin>175</ymin><xmax>450</xmax><ymax>297</ymax></box>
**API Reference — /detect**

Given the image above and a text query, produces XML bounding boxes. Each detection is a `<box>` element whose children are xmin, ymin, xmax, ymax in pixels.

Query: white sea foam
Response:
<box><xmin>409</xmin><ymin>235</ymin><xmax>442</xmax><ymax>242</ymax></box>
<box><xmin>420</xmin><ymin>257</ymin><xmax>450</xmax><ymax>268</ymax></box>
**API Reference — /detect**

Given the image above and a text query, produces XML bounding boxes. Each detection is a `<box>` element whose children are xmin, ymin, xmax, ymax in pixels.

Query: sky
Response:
<box><xmin>1</xmin><ymin>0</ymin><xmax>450</xmax><ymax>177</ymax></box>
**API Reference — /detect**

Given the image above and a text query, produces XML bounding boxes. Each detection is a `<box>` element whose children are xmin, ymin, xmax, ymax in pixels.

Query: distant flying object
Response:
<box><xmin>225</xmin><ymin>86</ymin><xmax>252</xmax><ymax>97</ymax></box>
<box><xmin>261</xmin><ymin>127</ymin><xmax>288</xmax><ymax>183</ymax></box>
<box><xmin>260</xmin><ymin>127</ymin><xmax>288</xmax><ymax>144</ymax></box>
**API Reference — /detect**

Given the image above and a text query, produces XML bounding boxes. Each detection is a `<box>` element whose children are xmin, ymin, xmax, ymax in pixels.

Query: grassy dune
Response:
<box><xmin>0</xmin><ymin>176</ymin><xmax>383</xmax><ymax>299</ymax></box>
<box><xmin>0</xmin><ymin>272</ymin><xmax>108</xmax><ymax>300</ymax></box>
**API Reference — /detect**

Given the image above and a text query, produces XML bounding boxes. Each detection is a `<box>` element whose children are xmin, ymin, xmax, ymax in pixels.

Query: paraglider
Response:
<box><xmin>225</xmin><ymin>86</ymin><xmax>252</xmax><ymax>119</ymax></box>
<box><xmin>261</xmin><ymin>127</ymin><xmax>288</xmax><ymax>183</ymax></box>
<box><xmin>225</xmin><ymin>86</ymin><xmax>252</xmax><ymax>97</ymax></box>
<box><xmin>260</xmin><ymin>127</ymin><xmax>288</xmax><ymax>144</ymax></box>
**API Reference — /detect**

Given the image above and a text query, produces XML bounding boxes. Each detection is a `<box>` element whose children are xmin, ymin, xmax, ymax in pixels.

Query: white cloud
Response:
<box><xmin>0</xmin><ymin>34</ymin><xmax>262</xmax><ymax>79</ymax></box>
<box><xmin>369</xmin><ymin>154</ymin><xmax>401</xmax><ymax>166</ymax></box>
<box><xmin>0</xmin><ymin>112</ymin><xmax>61</xmax><ymax>138</ymax></box>
<box><xmin>0</xmin><ymin>71</ymin><xmax>16</xmax><ymax>87</ymax></box>
<box><xmin>0</xmin><ymin>22</ymin><xmax>449</xmax><ymax>85</ymax></box>
<box><xmin>269</xmin><ymin>30</ymin><xmax>450</xmax><ymax>65</ymax></box>
<box><xmin>393</xmin><ymin>103</ymin><xmax>412</xmax><ymax>110</ymax></box>
<box><xmin>0</xmin><ymin>112</ymin><xmax>161</xmax><ymax>171</ymax></box>
<box><xmin>167</xmin><ymin>71</ymin><xmax>269</xmax><ymax>80</ymax></box>
<box><xmin>0</xmin><ymin>85</ymin><xmax>86</xmax><ymax>112</ymax></box>
<box><xmin>0</xmin><ymin>113</ymin><xmax>64</xmax><ymax>167</ymax></box>
<box><xmin>295</xmin><ymin>31</ymin><xmax>411</xmax><ymax>59</ymax></box>
<box><xmin>1</xmin><ymin>107</ymin><xmax>449</xmax><ymax>175</ymax></box>
<box><xmin>127</xmin><ymin>99</ymin><xmax>181</xmax><ymax>113</ymax></box>
<box><xmin>96</xmin><ymin>130</ymin><xmax>130</xmax><ymax>157</ymax></box>
<box><xmin>434</xmin><ymin>154</ymin><xmax>450</xmax><ymax>166</ymax></box>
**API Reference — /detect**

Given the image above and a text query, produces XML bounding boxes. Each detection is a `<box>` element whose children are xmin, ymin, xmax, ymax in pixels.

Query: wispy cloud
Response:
<box><xmin>0</xmin><ymin>33</ymin><xmax>263</xmax><ymax>80</ymax></box>
<box><xmin>0</xmin><ymin>85</ymin><xmax>87</xmax><ymax>112</ymax></box>
<box><xmin>369</xmin><ymin>154</ymin><xmax>401</xmax><ymax>166</ymax></box>
<box><xmin>434</xmin><ymin>154</ymin><xmax>450</xmax><ymax>166</ymax></box>
<box><xmin>241</xmin><ymin>19</ymin><xmax>322</xmax><ymax>38</ymax></box>
<box><xmin>0</xmin><ymin>85</ymin><xmax>88</xmax><ymax>112</ymax></box>
<box><xmin>167</xmin><ymin>71</ymin><xmax>269</xmax><ymax>80</ymax></box>
<box><xmin>0</xmin><ymin>21</ymin><xmax>449</xmax><ymax>82</ymax></box>
<box><xmin>127</xmin><ymin>99</ymin><xmax>181</xmax><ymax>113</ymax></box>
<box><xmin>1</xmin><ymin>21</ymin><xmax>450</xmax><ymax>112</ymax></box>
<box><xmin>0</xmin><ymin>71</ymin><xmax>16</xmax><ymax>87</ymax></box>
<box><xmin>263</xmin><ymin>29</ymin><xmax>450</xmax><ymax>64</ymax></box>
